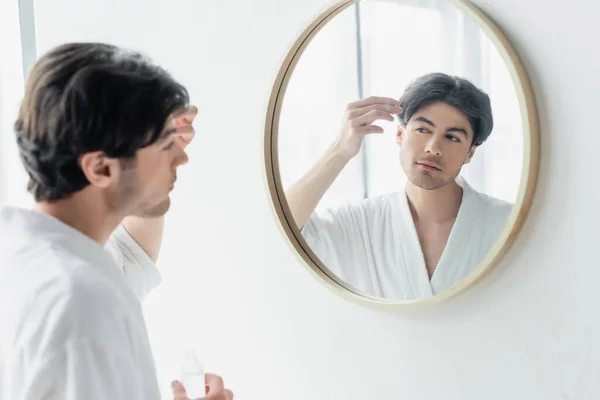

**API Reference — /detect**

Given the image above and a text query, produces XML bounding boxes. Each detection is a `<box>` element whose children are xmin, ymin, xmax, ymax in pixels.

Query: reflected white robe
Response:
<box><xmin>0</xmin><ymin>207</ymin><xmax>162</xmax><ymax>400</ymax></box>
<box><xmin>301</xmin><ymin>178</ymin><xmax>512</xmax><ymax>300</ymax></box>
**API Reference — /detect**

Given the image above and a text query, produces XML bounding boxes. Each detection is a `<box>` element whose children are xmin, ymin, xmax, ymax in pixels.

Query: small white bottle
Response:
<box><xmin>180</xmin><ymin>348</ymin><xmax>205</xmax><ymax>399</ymax></box>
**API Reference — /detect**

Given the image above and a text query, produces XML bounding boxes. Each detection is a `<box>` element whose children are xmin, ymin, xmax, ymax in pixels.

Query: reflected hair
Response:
<box><xmin>14</xmin><ymin>42</ymin><xmax>190</xmax><ymax>202</ymax></box>
<box><xmin>397</xmin><ymin>72</ymin><xmax>493</xmax><ymax>146</ymax></box>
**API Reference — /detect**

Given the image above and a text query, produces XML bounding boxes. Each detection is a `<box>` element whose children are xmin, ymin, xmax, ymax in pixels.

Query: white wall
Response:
<box><xmin>31</xmin><ymin>0</ymin><xmax>600</xmax><ymax>398</ymax></box>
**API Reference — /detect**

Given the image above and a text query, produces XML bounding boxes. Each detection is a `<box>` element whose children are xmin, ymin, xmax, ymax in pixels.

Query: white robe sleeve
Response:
<box><xmin>6</xmin><ymin>268</ymin><xmax>161</xmax><ymax>400</ymax></box>
<box><xmin>26</xmin><ymin>338</ymin><xmax>144</xmax><ymax>400</ymax></box>
<box><xmin>299</xmin><ymin>195</ymin><xmax>406</xmax><ymax>298</ymax></box>
<box><xmin>104</xmin><ymin>225</ymin><xmax>162</xmax><ymax>300</ymax></box>
<box><xmin>300</xmin><ymin>204</ymin><xmax>382</xmax><ymax>294</ymax></box>
<box><xmin>301</xmin><ymin>207</ymin><xmax>356</xmax><ymax>276</ymax></box>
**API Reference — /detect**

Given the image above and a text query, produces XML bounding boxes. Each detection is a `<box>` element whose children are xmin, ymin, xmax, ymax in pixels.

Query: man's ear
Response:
<box><xmin>79</xmin><ymin>151</ymin><xmax>119</xmax><ymax>188</ymax></box>
<box><xmin>396</xmin><ymin>125</ymin><xmax>404</xmax><ymax>145</ymax></box>
<box><xmin>463</xmin><ymin>146</ymin><xmax>477</xmax><ymax>164</ymax></box>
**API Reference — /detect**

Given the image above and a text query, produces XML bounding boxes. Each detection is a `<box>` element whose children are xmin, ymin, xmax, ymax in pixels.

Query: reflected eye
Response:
<box><xmin>446</xmin><ymin>135</ymin><xmax>460</xmax><ymax>143</ymax></box>
<box><xmin>416</xmin><ymin>127</ymin><xmax>429</xmax><ymax>133</ymax></box>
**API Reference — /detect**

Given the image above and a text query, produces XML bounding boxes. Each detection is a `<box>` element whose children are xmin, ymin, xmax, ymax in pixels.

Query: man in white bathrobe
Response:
<box><xmin>287</xmin><ymin>72</ymin><xmax>512</xmax><ymax>300</ymax></box>
<box><xmin>0</xmin><ymin>43</ymin><xmax>232</xmax><ymax>400</ymax></box>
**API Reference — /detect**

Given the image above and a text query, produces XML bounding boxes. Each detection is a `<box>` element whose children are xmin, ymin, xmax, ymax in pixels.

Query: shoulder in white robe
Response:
<box><xmin>0</xmin><ymin>207</ymin><xmax>162</xmax><ymax>400</ymax></box>
<box><xmin>301</xmin><ymin>178</ymin><xmax>512</xmax><ymax>300</ymax></box>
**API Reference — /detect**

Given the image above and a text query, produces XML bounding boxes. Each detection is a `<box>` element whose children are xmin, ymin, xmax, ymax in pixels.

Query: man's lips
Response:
<box><xmin>416</xmin><ymin>161</ymin><xmax>442</xmax><ymax>171</ymax></box>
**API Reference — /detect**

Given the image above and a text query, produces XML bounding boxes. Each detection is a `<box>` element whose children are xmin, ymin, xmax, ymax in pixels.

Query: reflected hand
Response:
<box><xmin>172</xmin><ymin>373</ymin><xmax>233</xmax><ymax>400</ymax></box>
<box><xmin>173</xmin><ymin>105</ymin><xmax>199</xmax><ymax>149</ymax></box>
<box><xmin>333</xmin><ymin>96</ymin><xmax>403</xmax><ymax>161</ymax></box>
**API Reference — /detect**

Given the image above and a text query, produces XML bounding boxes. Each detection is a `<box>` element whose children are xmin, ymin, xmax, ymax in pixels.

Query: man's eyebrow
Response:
<box><xmin>415</xmin><ymin>116</ymin><xmax>435</xmax><ymax>127</ymax></box>
<box><xmin>414</xmin><ymin>116</ymin><xmax>469</xmax><ymax>137</ymax></box>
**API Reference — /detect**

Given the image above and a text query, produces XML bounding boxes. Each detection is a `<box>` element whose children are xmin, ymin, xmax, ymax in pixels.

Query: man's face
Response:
<box><xmin>116</xmin><ymin>107</ymin><xmax>197</xmax><ymax>218</ymax></box>
<box><xmin>397</xmin><ymin>101</ymin><xmax>476</xmax><ymax>190</ymax></box>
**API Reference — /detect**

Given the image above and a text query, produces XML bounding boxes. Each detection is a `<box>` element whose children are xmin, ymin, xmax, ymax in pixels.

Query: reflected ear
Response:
<box><xmin>396</xmin><ymin>126</ymin><xmax>404</xmax><ymax>145</ymax></box>
<box><xmin>464</xmin><ymin>146</ymin><xmax>477</xmax><ymax>164</ymax></box>
<box><xmin>79</xmin><ymin>151</ymin><xmax>120</xmax><ymax>189</ymax></box>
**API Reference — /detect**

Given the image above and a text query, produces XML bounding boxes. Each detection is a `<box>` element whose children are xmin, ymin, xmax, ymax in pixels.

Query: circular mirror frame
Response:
<box><xmin>264</xmin><ymin>0</ymin><xmax>540</xmax><ymax>309</ymax></box>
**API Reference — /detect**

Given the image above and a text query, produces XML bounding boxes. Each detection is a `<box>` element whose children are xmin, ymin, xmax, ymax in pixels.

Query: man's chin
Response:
<box><xmin>408</xmin><ymin>173</ymin><xmax>449</xmax><ymax>191</ymax></box>
<box><xmin>136</xmin><ymin>198</ymin><xmax>171</xmax><ymax>218</ymax></box>
<box><xmin>402</xmin><ymin>160</ymin><xmax>457</xmax><ymax>191</ymax></box>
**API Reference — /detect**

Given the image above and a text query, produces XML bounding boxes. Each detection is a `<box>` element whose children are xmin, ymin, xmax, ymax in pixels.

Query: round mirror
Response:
<box><xmin>265</xmin><ymin>0</ymin><xmax>539</xmax><ymax>307</ymax></box>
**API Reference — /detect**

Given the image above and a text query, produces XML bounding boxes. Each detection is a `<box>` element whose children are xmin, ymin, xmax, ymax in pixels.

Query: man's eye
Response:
<box><xmin>163</xmin><ymin>141</ymin><xmax>175</xmax><ymax>151</ymax></box>
<box><xmin>416</xmin><ymin>127</ymin><xmax>429</xmax><ymax>133</ymax></box>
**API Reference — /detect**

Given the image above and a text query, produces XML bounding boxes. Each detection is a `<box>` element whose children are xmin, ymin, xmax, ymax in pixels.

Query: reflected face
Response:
<box><xmin>117</xmin><ymin>109</ymin><xmax>195</xmax><ymax>218</ymax></box>
<box><xmin>398</xmin><ymin>101</ymin><xmax>476</xmax><ymax>190</ymax></box>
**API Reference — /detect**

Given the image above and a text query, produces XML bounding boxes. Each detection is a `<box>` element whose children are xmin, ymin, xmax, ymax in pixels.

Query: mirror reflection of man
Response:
<box><xmin>286</xmin><ymin>73</ymin><xmax>513</xmax><ymax>300</ymax></box>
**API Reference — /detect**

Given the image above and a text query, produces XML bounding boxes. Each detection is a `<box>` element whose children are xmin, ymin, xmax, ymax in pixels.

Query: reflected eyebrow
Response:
<box><xmin>414</xmin><ymin>116</ymin><xmax>469</xmax><ymax>138</ymax></box>
<box><xmin>415</xmin><ymin>116</ymin><xmax>435</xmax><ymax>127</ymax></box>
<box><xmin>158</xmin><ymin>128</ymin><xmax>176</xmax><ymax>141</ymax></box>
<box><xmin>446</xmin><ymin>127</ymin><xmax>468</xmax><ymax>138</ymax></box>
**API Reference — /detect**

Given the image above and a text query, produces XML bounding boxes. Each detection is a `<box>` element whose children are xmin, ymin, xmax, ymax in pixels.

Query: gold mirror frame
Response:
<box><xmin>263</xmin><ymin>0</ymin><xmax>540</xmax><ymax>309</ymax></box>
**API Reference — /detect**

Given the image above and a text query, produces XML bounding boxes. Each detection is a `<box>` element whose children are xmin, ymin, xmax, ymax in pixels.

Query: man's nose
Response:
<box><xmin>175</xmin><ymin>146</ymin><xmax>189</xmax><ymax>167</ymax></box>
<box><xmin>424</xmin><ymin>136</ymin><xmax>442</xmax><ymax>156</ymax></box>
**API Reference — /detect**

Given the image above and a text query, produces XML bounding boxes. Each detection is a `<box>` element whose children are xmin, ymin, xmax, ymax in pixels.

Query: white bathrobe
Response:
<box><xmin>0</xmin><ymin>207</ymin><xmax>162</xmax><ymax>400</ymax></box>
<box><xmin>301</xmin><ymin>178</ymin><xmax>512</xmax><ymax>300</ymax></box>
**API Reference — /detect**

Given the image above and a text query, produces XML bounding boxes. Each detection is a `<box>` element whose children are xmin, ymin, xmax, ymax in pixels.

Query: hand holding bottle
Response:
<box><xmin>172</xmin><ymin>373</ymin><xmax>233</xmax><ymax>400</ymax></box>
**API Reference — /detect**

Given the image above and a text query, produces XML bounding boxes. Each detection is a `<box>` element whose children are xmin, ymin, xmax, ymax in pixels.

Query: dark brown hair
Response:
<box><xmin>15</xmin><ymin>42</ymin><xmax>189</xmax><ymax>201</ymax></box>
<box><xmin>398</xmin><ymin>72</ymin><xmax>493</xmax><ymax>146</ymax></box>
